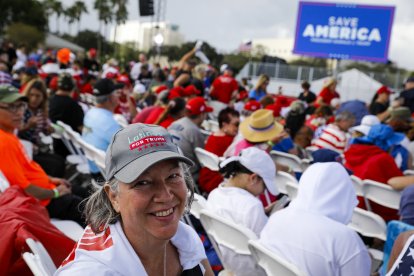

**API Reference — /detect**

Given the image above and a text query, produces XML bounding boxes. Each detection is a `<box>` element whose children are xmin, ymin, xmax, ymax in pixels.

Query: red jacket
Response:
<box><xmin>344</xmin><ymin>144</ymin><xmax>403</xmax><ymax>221</ymax></box>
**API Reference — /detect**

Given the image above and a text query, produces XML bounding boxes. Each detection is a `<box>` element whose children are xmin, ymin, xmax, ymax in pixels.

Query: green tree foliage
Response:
<box><xmin>289</xmin><ymin>57</ymin><xmax>328</xmax><ymax>67</ymax></box>
<box><xmin>5</xmin><ymin>23</ymin><xmax>45</xmax><ymax>50</ymax></box>
<box><xmin>61</xmin><ymin>30</ymin><xmax>114</xmax><ymax>54</ymax></box>
<box><xmin>0</xmin><ymin>0</ymin><xmax>48</xmax><ymax>34</ymax></box>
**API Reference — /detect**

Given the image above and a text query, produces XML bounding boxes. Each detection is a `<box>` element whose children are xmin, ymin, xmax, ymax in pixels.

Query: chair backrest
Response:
<box><xmin>270</xmin><ymin>150</ymin><xmax>304</xmax><ymax>173</ymax></box>
<box><xmin>362</xmin><ymin>179</ymin><xmax>401</xmax><ymax>210</ymax></box>
<box><xmin>190</xmin><ymin>193</ymin><xmax>207</xmax><ymax>219</ymax></box>
<box><xmin>56</xmin><ymin>121</ymin><xmax>84</xmax><ymax>157</ymax></box>
<box><xmin>275</xmin><ymin>171</ymin><xmax>298</xmax><ymax>195</ymax></box>
<box><xmin>76</xmin><ymin>137</ymin><xmax>106</xmax><ymax>174</ymax></box>
<box><xmin>285</xmin><ymin>181</ymin><xmax>299</xmax><ymax>200</ymax></box>
<box><xmin>348</xmin><ymin>207</ymin><xmax>387</xmax><ymax>241</ymax></box>
<box><xmin>25</xmin><ymin>238</ymin><xmax>56</xmax><ymax>275</ymax></box>
<box><xmin>207</xmin><ymin>120</ymin><xmax>219</xmax><ymax>133</ymax></box>
<box><xmin>22</xmin><ymin>252</ymin><xmax>49</xmax><ymax>276</ymax></box>
<box><xmin>113</xmin><ymin>114</ymin><xmax>128</xmax><ymax>128</ymax></box>
<box><xmin>194</xmin><ymin>147</ymin><xmax>220</xmax><ymax>171</ymax></box>
<box><xmin>350</xmin><ymin>175</ymin><xmax>364</xmax><ymax>197</ymax></box>
<box><xmin>248</xmin><ymin>240</ymin><xmax>306</xmax><ymax>276</ymax></box>
<box><xmin>0</xmin><ymin>170</ymin><xmax>10</xmax><ymax>193</ymax></box>
<box><xmin>199</xmin><ymin>209</ymin><xmax>257</xmax><ymax>257</ymax></box>
<box><xmin>19</xmin><ymin>139</ymin><xmax>33</xmax><ymax>160</ymax></box>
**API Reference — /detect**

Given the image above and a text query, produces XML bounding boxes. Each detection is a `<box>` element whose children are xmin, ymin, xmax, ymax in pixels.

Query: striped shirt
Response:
<box><xmin>312</xmin><ymin>124</ymin><xmax>348</xmax><ymax>153</ymax></box>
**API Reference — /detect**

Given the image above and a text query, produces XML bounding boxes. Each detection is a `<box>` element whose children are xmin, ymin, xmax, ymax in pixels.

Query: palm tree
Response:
<box><xmin>64</xmin><ymin>6</ymin><xmax>77</xmax><ymax>35</ymax></box>
<box><xmin>53</xmin><ymin>1</ymin><xmax>63</xmax><ymax>34</ymax></box>
<box><xmin>42</xmin><ymin>0</ymin><xmax>59</xmax><ymax>32</ymax></box>
<box><xmin>94</xmin><ymin>0</ymin><xmax>113</xmax><ymax>55</ymax></box>
<box><xmin>73</xmin><ymin>1</ymin><xmax>88</xmax><ymax>33</ymax></box>
<box><xmin>111</xmin><ymin>0</ymin><xmax>128</xmax><ymax>44</ymax></box>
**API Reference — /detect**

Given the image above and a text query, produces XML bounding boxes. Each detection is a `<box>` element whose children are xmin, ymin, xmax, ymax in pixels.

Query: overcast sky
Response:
<box><xmin>58</xmin><ymin>0</ymin><xmax>414</xmax><ymax>70</ymax></box>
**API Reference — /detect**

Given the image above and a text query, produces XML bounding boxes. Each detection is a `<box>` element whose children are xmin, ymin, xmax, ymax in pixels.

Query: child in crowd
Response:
<box><xmin>206</xmin><ymin>147</ymin><xmax>277</xmax><ymax>276</ymax></box>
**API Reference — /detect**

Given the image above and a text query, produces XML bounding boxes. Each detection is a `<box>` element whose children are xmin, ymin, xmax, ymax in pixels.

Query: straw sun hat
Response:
<box><xmin>240</xmin><ymin>109</ymin><xmax>284</xmax><ymax>143</ymax></box>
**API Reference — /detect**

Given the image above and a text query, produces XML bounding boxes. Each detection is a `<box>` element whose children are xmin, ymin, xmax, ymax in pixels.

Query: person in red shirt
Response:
<box><xmin>316</xmin><ymin>78</ymin><xmax>340</xmax><ymax>106</ymax></box>
<box><xmin>199</xmin><ymin>107</ymin><xmax>240</xmax><ymax>193</ymax></box>
<box><xmin>209</xmin><ymin>66</ymin><xmax>239</xmax><ymax>104</ymax></box>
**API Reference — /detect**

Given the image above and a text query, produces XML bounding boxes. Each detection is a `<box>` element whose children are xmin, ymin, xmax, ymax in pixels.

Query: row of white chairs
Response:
<box><xmin>191</xmin><ymin>192</ymin><xmax>387</xmax><ymax>275</ymax></box>
<box><xmin>189</xmin><ymin>195</ymin><xmax>305</xmax><ymax>276</ymax></box>
<box><xmin>56</xmin><ymin>121</ymin><xmax>106</xmax><ymax>178</ymax></box>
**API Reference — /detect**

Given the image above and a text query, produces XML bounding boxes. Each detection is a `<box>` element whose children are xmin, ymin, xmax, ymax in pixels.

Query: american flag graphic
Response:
<box><xmin>388</xmin><ymin>234</ymin><xmax>414</xmax><ymax>275</ymax></box>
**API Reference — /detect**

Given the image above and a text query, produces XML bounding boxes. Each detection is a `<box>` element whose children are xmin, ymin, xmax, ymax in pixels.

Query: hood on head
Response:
<box><xmin>290</xmin><ymin>162</ymin><xmax>357</xmax><ymax>224</ymax></box>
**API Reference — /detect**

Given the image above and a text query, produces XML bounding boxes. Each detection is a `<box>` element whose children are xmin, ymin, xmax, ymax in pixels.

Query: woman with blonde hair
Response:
<box><xmin>55</xmin><ymin>124</ymin><xmax>214</xmax><ymax>275</ymax></box>
<box><xmin>249</xmin><ymin>74</ymin><xmax>269</xmax><ymax>101</ymax></box>
<box><xmin>316</xmin><ymin>78</ymin><xmax>340</xmax><ymax>106</ymax></box>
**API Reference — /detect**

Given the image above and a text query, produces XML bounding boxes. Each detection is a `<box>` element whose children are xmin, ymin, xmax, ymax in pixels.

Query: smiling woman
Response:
<box><xmin>55</xmin><ymin>123</ymin><xmax>214</xmax><ymax>276</ymax></box>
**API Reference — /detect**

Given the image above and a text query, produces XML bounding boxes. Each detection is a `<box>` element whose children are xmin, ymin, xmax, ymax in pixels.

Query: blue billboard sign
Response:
<box><xmin>293</xmin><ymin>2</ymin><xmax>395</xmax><ymax>62</ymax></box>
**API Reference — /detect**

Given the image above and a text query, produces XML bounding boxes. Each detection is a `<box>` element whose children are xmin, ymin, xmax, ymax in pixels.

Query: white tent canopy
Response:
<box><xmin>310</xmin><ymin>69</ymin><xmax>383</xmax><ymax>104</ymax></box>
<box><xmin>45</xmin><ymin>34</ymin><xmax>85</xmax><ymax>53</ymax></box>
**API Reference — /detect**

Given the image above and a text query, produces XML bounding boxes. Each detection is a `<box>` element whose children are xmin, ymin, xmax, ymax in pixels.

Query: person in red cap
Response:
<box><xmin>114</xmin><ymin>74</ymin><xmax>137</xmax><ymax>122</ymax></box>
<box><xmin>168</xmin><ymin>96</ymin><xmax>213</xmax><ymax>181</ymax></box>
<box><xmin>82</xmin><ymin>48</ymin><xmax>100</xmax><ymax>77</ymax></box>
<box><xmin>369</xmin><ymin>85</ymin><xmax>393</xmax><ymax>121</ymax></box>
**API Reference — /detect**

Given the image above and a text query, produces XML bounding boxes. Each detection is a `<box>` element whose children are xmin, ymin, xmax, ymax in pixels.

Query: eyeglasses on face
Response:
<box><xmin>0</xmin><ymin>102</ymin><xmax>28</xmax><ymax>113</ymax></box>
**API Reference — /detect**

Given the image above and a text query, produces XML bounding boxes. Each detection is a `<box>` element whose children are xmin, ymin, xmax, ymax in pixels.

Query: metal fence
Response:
<box><xmin>238</xmin><ymin>62</ymin><xmax>407</xmax><ymax>90</ymax></box>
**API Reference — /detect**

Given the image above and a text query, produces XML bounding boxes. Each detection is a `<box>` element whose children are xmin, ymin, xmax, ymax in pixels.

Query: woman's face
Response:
<box><xmin>28</xmin><ymin>88</ymin><xmax>44</xmax><ymax>109</ymax></box>
<box><xmin>107</xmin><ymin>160</ymin><xmax>187</xmax><ymax>242</ymax></box>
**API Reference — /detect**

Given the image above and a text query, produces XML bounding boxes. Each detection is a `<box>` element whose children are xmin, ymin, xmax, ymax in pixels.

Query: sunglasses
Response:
<box><xmin>0</xmin><ymin>102</ymin><xmax>27</xmax><ymax>113</ymax></box>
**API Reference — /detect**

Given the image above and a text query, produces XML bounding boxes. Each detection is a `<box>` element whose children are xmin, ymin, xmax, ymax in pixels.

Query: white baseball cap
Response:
<box><xmin>220</xmin><ymin>147</ymin><xmax>278</xmax><ymax>195</ymax></box>
<box><xmin>350</xmin><ymin>115</ymin><xmax>381</xmax><ymax>136</ymax></box>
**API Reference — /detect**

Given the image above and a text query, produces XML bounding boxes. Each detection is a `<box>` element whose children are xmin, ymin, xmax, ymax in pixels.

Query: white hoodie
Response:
<box><xmin>260</xmin><ymin>162</ymin><xmax>371</xmax><ymax>276</ymax></box>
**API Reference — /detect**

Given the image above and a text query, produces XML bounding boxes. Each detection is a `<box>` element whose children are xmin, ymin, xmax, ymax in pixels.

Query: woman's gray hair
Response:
<box><xmin>84</xmin><ymin>162</ymin><xmax>195</xmax><ymax>234</ymax></box>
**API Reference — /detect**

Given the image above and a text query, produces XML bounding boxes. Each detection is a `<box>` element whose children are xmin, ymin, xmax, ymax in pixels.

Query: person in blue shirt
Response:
<box><xmin>249</xmin><ymin>74</ymin><xmax>269</xmax><ymax>101</ymax></box>
<box><xmin>82</xmin><ymin>78</ymin><xmax>123</xmax><ymax>180</ymax></box>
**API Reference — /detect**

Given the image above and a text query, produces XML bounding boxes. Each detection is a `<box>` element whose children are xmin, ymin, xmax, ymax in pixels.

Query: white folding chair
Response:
<box><xmin>403</xmin><ymin>169</ymin><xmax>414</xmax><ymax>175</ymax></box>
<box><xmin>199</xmin><ymin>209</ymin><xmax>258</xmax><ymax>274</ymax></box>
<box><xmin>350</xmin><ymin>175</ymin><xmax>371</xmax><ymax>211</ymax></box>
<box><xmin>57</xmin><ymin>121</ymin><xmax>90</xmax><ymax>181</ymax></box>
<box><xmin>348</xmin><ymin>207</ymin><xmax>387</xmax><ymax>241</ymax></box>
<box><xmin>25</xmin><ymin>238</ymin><xmax>56</xmax><ymax>276</ymax></box>
<box><xmin>207</xmin><ymin>120</ymin><xmax>219</xmax><ymax>133</ymax></box>
<box><xmin>275</xmin><ymin>171</ymin><xmax>298</xmax><ymax>195</ymax></box>
<box><xmin>248</xmin><ymin>240</ymin><xmax>306</xmax><ymax>276</ymax></box>
<box><xmin>20</xmin><ymin>139</ymin><xmax>34</xmax><ymax>160</ymax></box>
<box><xmin>189</xmin><ymin>193</ymin><xmax>207</xmax><ymax>220</ymax></box>
<box><xmin>195</xmin><ymin>147</ymin><xmax>220</xmax><ymax>171</ymax></box>
<box><xmin>362</xmin><ymin>179</ymin><xmax>401</xmax><ymax>210</ymax></box>
<box><xmin>285</xmin><ymin>181</ymin><xmax>299</xmax><ymax>200</ymax></box>
<box><xmin>50</xmin><ymin>219</ymin><xmax>84</xmax><ymax>242</ymax></box>
<box><xmin>22</xmin><ymin>252</ymin><xmax>49</xmax><ymax>276</ymax></box>
<box><xmin>113</xmin><ymin>114</ymin><xmax>128</xmax><ymax>128</ymax></box>
<box><xmin>76</xmin><ymin>137</ymin><xmax>107</xmax><ymax>176</ymax></box>
<box><xmin>270</xmin><ymin>150</ymin><xmax>306</xmax><ymax>173</ymax></box>
<box><xmin>0</xmin><ymin>170</ymin><xmax>10</xmax><ymax>192</ymax></box>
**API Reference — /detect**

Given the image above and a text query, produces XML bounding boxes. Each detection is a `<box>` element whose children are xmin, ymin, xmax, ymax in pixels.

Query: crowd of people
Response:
<box><xmin>1</xmin><ymin>41</ymin><xmax>414</xmax><ymax>275</ymax></box>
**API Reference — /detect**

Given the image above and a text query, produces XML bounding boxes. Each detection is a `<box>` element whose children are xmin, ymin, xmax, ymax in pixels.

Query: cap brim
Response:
<box><xmin>350</xmin><ymin>125</ymin><xmax>370</xmax><ymax>136</ymax></box>
<box><xmin>205</xmin><ymin>106</ymin><xmax>213</xmax><ymax>113</ymax></box>
<box><xmin>114</xmin><ymin>150</ymin><xmax>194</xmax><ymax>184</ymax></box>
<box><xmin>2</xmin><ymin>93</ymin><xmax>28</xmax><ymax>103</ymax></box>
<box><xmin>263</xmin><ymin>176</ymin><xmax>279</xmax><ymax>196</ymax></box>
<box><xmin>114</xmin><ymin>83</ymin><xmax>124</xmax><ymax>90</ymax></box>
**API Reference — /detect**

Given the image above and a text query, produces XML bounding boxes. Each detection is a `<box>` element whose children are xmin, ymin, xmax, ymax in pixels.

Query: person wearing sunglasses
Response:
<box><xmin>0</xmin><ymin>85</ymin><xmax>87</xmax><ymax>226</ymax></box>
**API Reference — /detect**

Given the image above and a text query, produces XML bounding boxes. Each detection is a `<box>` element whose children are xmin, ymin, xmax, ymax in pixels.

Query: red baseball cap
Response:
<box><xmin>186</xmin><ymin>97</ymin><xmax>213</xmax><ymax>115</ymax></box>
<box><xmin>155</xmin><ymin>85</ymin><xmax>169</xmax><ymax>94</ymax></box>
<box><xmin>169</xmin><ymin>87</ymin><xmax>184</xmax><ymax>100</ymax></box>
<box><xmin>244</xmin><ymin>100</ymin><xmax>261</xmax><ymax>111</ymax></box>
<box><xmin>182</xmin><ymin>85</ymin><xmax>201</xmax><ymax>97</ymax></box>
<box><xmin>116</xmin><ymin>75</ymin><xmax>131</xmax><ymax>86</ymax></box>
<box><xmin>377</xmin><ymin>85</ymin><xmax>393</xmax><ymax>95</ymax></box>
